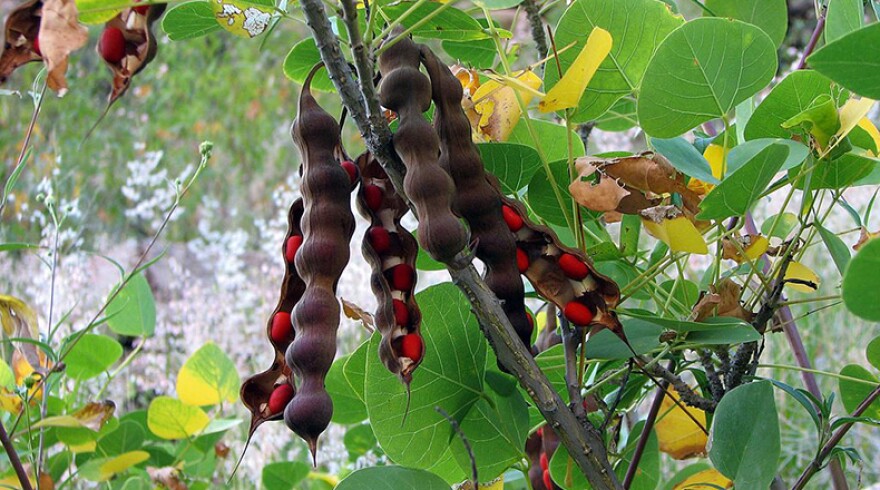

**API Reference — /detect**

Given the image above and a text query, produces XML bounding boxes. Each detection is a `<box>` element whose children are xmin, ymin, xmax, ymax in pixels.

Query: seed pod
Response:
<box><xmin>354</xmin><ymin>152</ymin><xmax>425</xmax><ymax>386</ymax></box>
<box><xmin>284</xmin><ymin>63</ymin><xmax>356</xmax><ymax>461</ymax></box>
<box><xmin>98</xmin><ymin>4</ymin><xmax>165</xmax><ymax>106</ymax></box>
<box><xmin>0</xmin><ymin>0</ymin><xmax>42</xmax><ymax>83</ymax></box>
<box><xmin>496</xmin><ymin>192</ymin><xmax>624</xmax><ymax>336</ymax></box>
<box><xmin>421</xmin><ymin>45</ymin><xmax>533</xmax><ymax>348</ymax></box>
<box><xmin>240</xmin><ymin>198</ymin><xmax>307</xmax><ymax>436</ymax></box>
<box><xmin>377</xmin><ymin>34</ymin><xmax>468</xmax><ymax>265</ymax></box>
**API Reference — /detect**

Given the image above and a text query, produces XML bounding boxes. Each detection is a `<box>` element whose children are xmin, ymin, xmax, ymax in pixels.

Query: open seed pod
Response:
<box><xmin>98</xmin><ymin>3</ymin><xmax>165</xmax><ymax>106</ymax></box>
<box><xmin>0</xmin><ymin>0</ymin><xmax>42</xmax><ymax>84</ymax></box>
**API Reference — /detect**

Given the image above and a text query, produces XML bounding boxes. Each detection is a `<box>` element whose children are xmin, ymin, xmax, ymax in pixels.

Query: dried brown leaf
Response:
<box><xmin>39</xmin><ymin>0</ymin><xmax>88</xmax><ymax>94</ymax></box>
<box><xmin>692</xmin><ymin>279</ymin><xmax>753</xmax><ymax>322</ymax></box>
<box><xmin>570</xmin><ymin>160</ymin><xmax>629</xmax><ymax>212</ymax></box>
<box><xmin>147</xmin><ymin>467</ymin><xmax>188</xmax><ymax>490</ymax></box>
<box><xmin>341</xmin><ymin>297</ymin><xmax>374</xmax><ymax>329</ymax></box>
<box><xmin>0</xmin><ymin>0</ymin><xmax>42</xmax><ymax>85</ymax></box>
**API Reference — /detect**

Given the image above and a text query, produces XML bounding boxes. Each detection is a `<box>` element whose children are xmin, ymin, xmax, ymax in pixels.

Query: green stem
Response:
<box><xmin>759</xmin><ymin>364</ymin><xmax>878</xmax><ymax>387</ymax></box>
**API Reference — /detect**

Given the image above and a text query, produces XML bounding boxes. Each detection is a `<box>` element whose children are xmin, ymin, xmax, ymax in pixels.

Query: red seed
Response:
<box><xmin>133</xmin><ymin>0</ymin><xmax>149</xmax><ymax>14</ymax></box>
<box><xmin>390</xmin><ymin>264</ymin><xmax>415</xmax><ymax>291</ymax></box>
<box><xmin>98</xmin><ymin>27</ymin><xmax>126</xmax><ymax>64</ymax></box>
<box><xmin>368</xmin><ymin>227</ymin><xmax>391</xmax><ymax>255</ymax></box>
<box><xmin>502</xmin><ymin>205</ymin><xmax>523</xmax><ymax>232</ymax></box>
<box><xmin>267</xmin><ymin>383</ymin><xmax>294</xmax><ymax>414</ymax></box>
<box><xmin>270</xmin><ymin>311</ymin><xmax>292</xmax><ymax>343</ymax></box>
<box><xmin>340</xmin><ymin>160</ymin><xmax>358</xmax><ymax>183</ymax></box>
<box><xmin>516</xmin><ymin>248</ymin><xmax>529</xmax><ymax>273</ymax></box>
<box><xmin>392</xmin><ymin>299</ymin><xmax>409</xmax><ymax>327</ymax></box>
<box><xmin>400</xmin><ymin>333</ymin><xmax>423</xmax><ymax>362</ymax></box>
<box><xmin>285</xmin><ymin>235</ymin><xmax>303</xmax><ymax>263</ymax></box>
<box><xmin>563</xmin><ymin>301</ymin><xmax>594</xmax><ymax>326</ymax></box>
<box><xmin>32</xmin><ymin>36</ymin><xmax>41</xmax><ymax>56</ymax></box>
<box><xmin>542</xmin><ymin>469</ymin><xmax>553</xmax><ymax>490</ymax></box>
<box><xmin>558</xmin><ymin>253</ymin><xmax>589</xmax><ymax>280</ymax></box>
<box><xmin>539</xmin><ymin>452</ymin><xmax>548</xmax><ymax>471</ymax></box>
<box><xmin>364</xmin><ymin>184</ymin><xmax>383</xmax><ymax>211</ymax></box>
<box><xmin>526</xmin><ymin>312</ymin><xmax>534</xmax><ymax>327</ymax></box>
<box><xmin>537</xmin><ymin>427</ymin><xmax>544</xmax><ymax>438</ymax></box>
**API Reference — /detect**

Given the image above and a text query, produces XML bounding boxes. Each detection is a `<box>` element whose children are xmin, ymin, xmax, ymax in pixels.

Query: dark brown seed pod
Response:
<box><xmin>0</xmin><ymin>0</ymin><xmax>42</xmax><ymax>84</ymax></box>
<box><xmin>377</xmin><ymin>33</ymin><xmax>468</xmax><ymax>265</ymax></box>
<box><xmin>284</xmin><ymin>63</ymin><xmax>356</xmax><ymax>462</ymax></box>
<box><xmin>99</xmin><ymin>4</ymin><xmax>165</xmax><ymax>106</ymax></box>
<box><xmin>495</xmin><ymin>190</ymin><xmax>624</xmax><ymax>337</ymax></box>
<box><xmin>354</xmin><ymin>152</ymin><xmax>424</xmax><ymax>386</ymax></box>
<box><xmin>420</xmin><ymin>45</ymin><xmax>533</xmax><ymax>348</ymax></box>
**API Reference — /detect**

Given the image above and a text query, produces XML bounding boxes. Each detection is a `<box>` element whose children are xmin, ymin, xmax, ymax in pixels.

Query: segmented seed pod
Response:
<box><xmin>377</xmin><ymin>33</ymin><xmax>468</xmax><ymax>265</ymax></box>
<box><xmin>0</xmin><ymin>0</ymin><xmax>42</xmax><ymax>84</ymax></box>
<box><xmin>495</xmin><ymin>191</ymin><xmax>623</xmax><ymax>336</ymax></box>
<box><xmin>420</xmin><ymin>45</ymin><xmax>533</xmax><ymax>348</ymax></box>
<box><xmin>355</xmin><ymin>152</ymin><xmax>424</xmax><ymax>385</ymax></box>
<box><xmin>284</xmin><ymin>64</ymin><xmax>356</xmax><ymax>460</ymax></box>
<box><xmin>98</xmin><ymin>3</ymin><xmax>165</xmax><ymax>106</ymax></box>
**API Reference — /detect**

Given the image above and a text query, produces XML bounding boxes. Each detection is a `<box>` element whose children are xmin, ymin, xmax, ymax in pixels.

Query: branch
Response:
<box><xmin>791</xmin><ymin>383</ymin><xmax>880</xmax><ymax>490</ymax></box>
<box><xmin>641</xmin><ymin>360</ymin><xmax>716</xmax><ymax>412</ymax></box>
<box><xmin>622</xmin><ymin>361</ymin><xmax>672</xmax><ymax>489</ymax></box>
<box><xmin>0</xmin><ymin>421</ymin><xmax>33</xmax><ymax>490</ymax></box>
<box><xmin>559</xmin><ymin>316</ymin><xmax>586</xmax><ymax>420</ymax></box>
<box><xmin>520</xmin><ymin>0</ymin><xmax>548</xmax><ymax>58</ymax></box>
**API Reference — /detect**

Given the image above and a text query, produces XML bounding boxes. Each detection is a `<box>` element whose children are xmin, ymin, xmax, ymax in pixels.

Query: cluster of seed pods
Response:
<box><xmin>376</xmin><ymin>34</ymin><xmax>469</xmax><ymax>266</ymax></box>
<box><xmin>355</xmin><ymin>153</ymin><xmax>425</xmax><ymax>386</ymax></box>
<box><xmin>420</xmin><ymin>45</ymin><xmax>534</xmax><ymax>349</ymax></box>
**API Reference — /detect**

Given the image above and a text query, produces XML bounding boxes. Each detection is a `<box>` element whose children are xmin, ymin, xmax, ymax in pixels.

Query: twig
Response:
<box><xmin>640</xmin><ymin>361</ymin><xmax>716</xmax><ymax>414</ymax></box>
<box><xmin>699</xmin><ymin>349</ymin><xmax>725</xmax><ymax>401</ymax></box>
<box><xmin>520</xmin><ymin>0</ymin><xmax>548</xmax><ymax>58</ymax></box>
<box><xmin>1</xmin><ymin>82</ymin><xmax>47</xmax><ymax>218</ymax></box>
<box><xmin>622</xmin><ymin>361</ymin><xmax>673</xmax><ymax>489</ymax></box>
<box><xmin>558</xmin><ymin>316</ymin><xmax>585</xmax><ymax>420</ymax></box>
<box><xmin>436</xmin><ymin>407</ymin><xmax>477</xmax><ymax>488</ymax></box>
<box><xmin>0</xmin><ymin>420</ymin><xmax>33</xmax><ymax>490</ymax></box>
<box><xmin>791</xmin><ymin>383</ymin><xmax>880</xmax><ymax>490</ymax></box>
<box><xmin>795</xmin><ymin>6</ymin><xmax>826</xmax><ymax>70</ymax></box>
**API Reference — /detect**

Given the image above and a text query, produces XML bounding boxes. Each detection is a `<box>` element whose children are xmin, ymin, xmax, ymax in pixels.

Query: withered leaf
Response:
<box><xmin>341</xmin><ymin>297</ymin><xmax>374</xmax><ymax>329</ymax></box>
<box><xmin>570</xmin><ymin>174</ymin><xmax>630</xmax><ymax>212</ymax></box>
<box><xmin>147</xmin><ymin>467</ymin><xmax>188</xmax><ymax>490</ymax></box>
<box><xmin>0</xmin><ymin>0</ymin><xmax>42</xmax><ymax>85</ymax></box>
<box><xmin>854</xmin><ymin>227</ymin><xmax>878</xmax><ymax>251</ymax></box>
<box><xmin>721</xmin><ymin>234</ymin><xmax>769</xmax><ymax>263</ymax></box>
<box><xmin>655</xmin><ymin>387</ymin><xmax>708</xmax><ymax>460</ymax></box>
<box><xmin>39</xmin><ymin>0</ymin><xmax>88</xmax><ymax>94</ymax></box>
<box><xmin>691</xmin><ymin>279</ymin><xmax>753</xmax><ymax>322</ymax></box>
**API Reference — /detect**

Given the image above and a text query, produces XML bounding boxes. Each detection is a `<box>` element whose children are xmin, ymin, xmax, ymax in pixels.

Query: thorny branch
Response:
<box><xmin>298</xmin><ymin>0</ymin><xmax>621</xmax><ymax>488</ymax></box>
<box><xmin>520</xmin><ymin>0</ymin><xmax>548</xmax><ymax>58</ymax></box>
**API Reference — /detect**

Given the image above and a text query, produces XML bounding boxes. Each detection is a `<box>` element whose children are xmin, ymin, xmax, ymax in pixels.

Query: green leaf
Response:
<box><xmin>176</xmin><ymin>342</ymin><xmax>240</xmax><ymax>406</ymax></box>
<box><xmin>64</xmin><ymin>334</ymin><xmax>122</xmax><ymax>381</ymax></box>
<box><xmin>745</xmin><ymin>70</ymin><xmax>842</xmax><ymax>141</ymax></box>
<box><xmin>615</xmin><ymin>421</ymin><xmax>660</xmax><ymax>490</ymax></box>
<box><xmin>343</xmin><ymin>339</ymin><xmax>369</xmax><ymax>403</ymax></box>
<box><xmin>146</xmin><ymin>397</ymin><xmax>210</xmax><ymax>440</ymax></box>
<box><xmin>843</xmin><ymin>236</ymin><xmax>880</xmax><ymax>321</ymax></box>
<box><xmin>799</xmin><ymin>153</ymin><xmax>879</xmax><ymax>190</ymax></box>
<box><xmin>651</xmin><ymin>137</ymin><xmax>719</xmax><ymax>184</ymax></box>
<box><xmin>0</xmin><ymin>243</ymin><xmax>39</xmax><ymax>253</ymax></box>
<box><xmin>473</xmin><ymin>0</ymin><xmax>523</xmax><ymax>9</ymax></box>
<box><xmin>726</xmin><ymin>138</ymin><xmax>809</xmax><ymax>174</ymax></box>
<box><xmin>344</xmin><ymin>423</ymin><xmax>378</xmax><ymax>460</ymax></box>
<box><xmin>336</xmin><ymin>466</ymin><xmax>450</xmax><ymax>490</ymax></box>
<box><xmin>527</xmin><ymin>159</ymin><xmax>575</xmax><ymax>227</ymax></box>
<box><xmin>709</xmin><ymin>381</ymin><xmax>780</xmax><ymax>489</ymax></box>
<box><xmin>326</xmin><ymin>354</ymin><xmax>368</xmax><ymax>425</ymax></box>
<box><xmin>477</xmin><ymin>143</ymin><xmax>542</xmax><ymax>195</ymax></box>
<box><xmin>867</xmin><ymin>336</ymin><xmax>880</xmax><ymax>371</ymax></box>
<box><xmin>584</xmin><ymin>318</ymin><xmax>663</xmax><ymax>360</ymax></box>
<box><xmin>704</xmin><ymin>0</ymin><xmax>788</xmax><ymax>47</ymax></box>
<box><xmin>815</xmin><ymin>222</ymin><xmax>851</xmax><ymax>276</ymax></box>
<box><xmin>75</xmin><ymin>0</ymin><xmax>130</xmax><ymax>24</ymax></box>
<box><xmin>382</xmin><ymin>2</ymin><xmax>493</xmax><ymax>41</ymax></box>
<box><xmin>441</xmin><ymin>18</ymin><xmax>497</xmax><ymax>68</ymax></box>
<box><xmin>808</xmin><ymin>23</ymin><xmax>880</xmax><ymax>99</ymax></box>
<box><xmin>761</xmin><ymin>212</ymin><xmax>799</xmax><ymax>239</ymax></box>
<box><xmin>546</xmin><ymin>0</ymin><xmax>683</xmax><ymax>123</ymax></box>
<box><xmin>596</xmin><ymin>98</ymin><xmax>639</xmax><ymax>132</ymax></box>
<box><xmin>364</xmin><ymin>283</ymin><xmax>486</xmax><ymax>468</ymax></box>
<box><xmin>97</xmin><ymin>420</ymin><xmax>146</xmax><ymax>456</ymax></box>
<box><xmin>162</xmin><ymin>1</ymin><xmax>222</xmax><ymax>41</ymax></box>
<box><xmin>105</xmin><ymin>273</ymin><xmax>156</xmax><ymax>337</ymax></box>
<box><xmin>0</xmin><ymin>358</ymin><xmax>14</xmax><ymax>390</ymax></box>
<box><xmin>659</xmin><ymin>279</ymin><xmax>699</xmax><ymax>312</ymax></box>
<box><xmin>782</xmin><ymin>94</ymin><xmax>841</xmax><ymax>148</ymax></box>
<box><xmin>262</xmin><ymin>461</ymin><xmax>310</xmax><ymax>490</ymax></box>
<box><xmin>508</xmin><ymin>118</ymin><xmax>585</xmax><ymax>162</ymax></box>
<box><xmin>639</xmin><ymin>18</ymin><xmax>778</xmax><ymax>138</ymax></box>
<box><xmin>698</xmin><ymin>144</ymin><xmax>789</xmax><ymax>220</ymax></box>
<box><xmin>838</xmin><ymin>365</ymin><xmax>880</xmax><ymax>419</ymax></box>
<box><xmin>282</xmin><ymin>39</ymin><xmax>335</xmax><ymax>92</ymax></box>
<box><xmin>548</xmin><ymin>443</ymin><xmax>589</xmax><ymax>490</ymax></box>
<box><xmin>78</xmin><ymin>451</ymin><xmax>149</xmax><ymax>482</ymax></box>
<box><xmin>826</xmin><ymin>0</ymin><xmax>865</xmax><ymax>43</ymax></box>
<box><xmin>618</xmin><ymin>309</ymin><xmax>758</xmax><ymax>344</ymax></box>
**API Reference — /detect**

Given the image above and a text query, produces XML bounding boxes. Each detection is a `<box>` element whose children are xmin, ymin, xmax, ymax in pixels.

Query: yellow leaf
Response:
<box><xmin>480</xmin><ymin>476</ymin><xmax>504</xmax><ymax>489</ymax></box>
<box><xmin>0</xmin><ymin>393</ymin><xmax>22</xmax><ymax>413</ymax></box>
<box><xmin>535</xmin><ymin>311</ymin><xmax>547</xmax><ymax>332</ymax></box>
<box><xmin>673</xmin><ymin>468</ymin><xmax>733</xmax><ymax>489</ymax></box>
<box><xmin>0</xmin><ymin>295</ymin><xmax>39</xmax><ymax>338</ymax></box>
<box><xmin>147</xmin><ymin>396</ymin><xmax>210</xmax><ymax>439</ymax></box>
<box><xmin>34</xmin><ymin>401</ymin><xmax>115</xmax><ymax>431</ymax></box>
<box><xmin>784</xmin><ymin>261</ymin><xmax>820</xmax><ymax>293</ymax></box>
<box><xmin>98</xmin><ymin>451</ymin><xmax>150</xmax><ymax>481</ymax></box>
<box><xmin>822</xmin><ymin>96</ymin><xmax>876</xmax><ymax>157</ymax></box>
<box><xmin>744</xmin><ymin>235</ymin><xmax>770</xmax><ymax>261</ymax></box>
<box><xmin>13</xmin><ymin>349</ymin><xmax>50</xmax><ymax>401</ymax></box>
<box><xmin>539</xmin><ymin>27</ymin><xmax>612</xmax><ymax>112</ymax></box>
<box><xmin>688</xmin><ymin>144</ymin><xmax>727</xmax><ymax>195</ymax></box>
<box><xmin>857</xmin><ymin>117</ymin><xmax>880</xmax><ymax>157</ymax></box>
<box><xmin>472</xmin><ymin>70</ymin><xmax>542</xmax><ymax>142</ymax></box>
<box><xmin>642</xmin><ymin>216</ymin><xmax>708</xmax><ymax>255</ymax></box>
<box><xmin>654</xmin><ymin>387</ymin><xmax>708</xmax><ymax>459</ymax></box>
<box><xmin>211</xmin><ymin>0</ymin><xmax>273</xmax><ymax>38</ymax></box>
<box><xmin>69</xmin><ymin>440</ymin><xmax>97</xmax><ymax>453</ymax></box>
<box><xmin>176</xmin><ymin>342</ymin><xmax>240</xmax><ymax>406</ymax></box>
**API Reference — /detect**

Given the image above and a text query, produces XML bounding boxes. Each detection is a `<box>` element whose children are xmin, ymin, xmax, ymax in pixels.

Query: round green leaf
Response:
<box><xmin>146</xmin><ymin>396</ymin><xmax>210</xmax><ymax>440</ymax></box>
<box><xmin>106</xmin><ymin>273</ymin><xmax>156</xmax><ymax>337</ymax></box>
<box><xmin>336</xmin><ymin>466</ymin><xmax>450</xmax><ymax>490</ymax></box>
<box><xmin>726</xmin><ymin>138</ymin><xmax>809</xmax><ymax>174</ymax></box>
<box><xmin>639</xmin><ymin>18</ymin><xmax>778</xmax><ymax>138</ymax></box>
<box><xmin>282</xmin><ymin>39</ymin><xmax>335</xmax><ymax>92</ymax></box>
<box><xmin>64</xmin><ymin>334</ymin><xmax>122</xmax><ymax>381</ymax></box>
<box><xmin>508</xmin><ymin>119</ymin><xmax>585</xmax><ymax>162</ymax></box>
<box><xmin>745</xmin><ymin>71</ymin><xmax>842</xmax><ymax>141</ymax></box>
<box><xmin>382</xmin><ymin>2</ymin><xmax>492</xmax><ymax>41</ymax></box>
<box><xmin>364</xmin><ymin>283</ymin><xmax>487</xmax><ymax>469</ymax></box>
<box><xmin>709</xmin><ymin>380</ymin><xmax>780</xmax><ymax>489</ymax></box>
<box><xmin>75</xmin><ymin>0</ymin><xmax>129</xmax><ymax>24</ymax></box>
<box><xmin>477</xmin><ymin>143</ymin><xmax>542</xmax><ymax>195</ymax></box>
<box><xmin>838</xmin><ymin>364</ymin><xmax>880</xmax><ymax>419</ymax></box>
<box><xmin>326</xmin><ymin>354</ymin><xmax>368</xmax><ymax>425</ymax></box>
<box><xmin>546</xmin><ymin>0</ymin><xmax>684</xmax><ymax>123</ymax></box>
<box><xmin>97</xmin><ymin>420</ymin><xmax>146</xmax><ymax>456</ymax></box>
<box><xmin>867</xmin><ymin>336</ymin><xmax>880</xmax><ymax>371</ymax></box>
<box><xmin>808</xmin><ymin>23</ymin><xmax>880</xmax><ymax>99</ymax></box>
<box><xmin>584</xmin><ymin>318</ymin><xmax>663</xmax><ymax>359</ymax></box>
<box><xmin>343</xmin><ymin>339</ymin><xmax>369</xmax><ymax>403</ymax></box>
<box><xmin>698</xmin><ymin>144</ymin><xmax>789</xmax><ymax>220</ymax></box>
<box><xmin>162</xmin><ymin>1</ymin><xmax>223</xmax><ymax>41</ymax></box>
<box><xmin>78</xmin><ymin>451</ymin><xmax>149</xmax><ymax>482</ymax></box>
<box><xmin>344</xmin><ymin>423</ymin><xmax>378</xmax><ymax>460</ymax></box>
<box><xmin>262</xmin><ymin>461</ymin><xmax>310</xmax><ymax>490</ymax></box>
<box><xmin>527</xmin><ymin>159</ymin><xmax>576</xmax><ymax>227</ymax></box>
<box><xmin>825</xmin><ymin>0</ymin><xmax>865</xmax><ymax>43</ymax></box>
<box><xmin>176</xmin><ymin>342</ymin><xmax>240</xmax><ymax>406</ymax></box>
<box><xmin>596</xmin><ymin>98</ymin><xmax>639</xmax><ymax>132</ymax></box>
<box><xmin>843</xmin><ymin>237</ymin><xmax>880</xmax><ymax>321</ymax></box>
<box><xmin>704</xmin><ymin>0</ymin><xmax>788</xmax><ymax>47</ymax></box>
